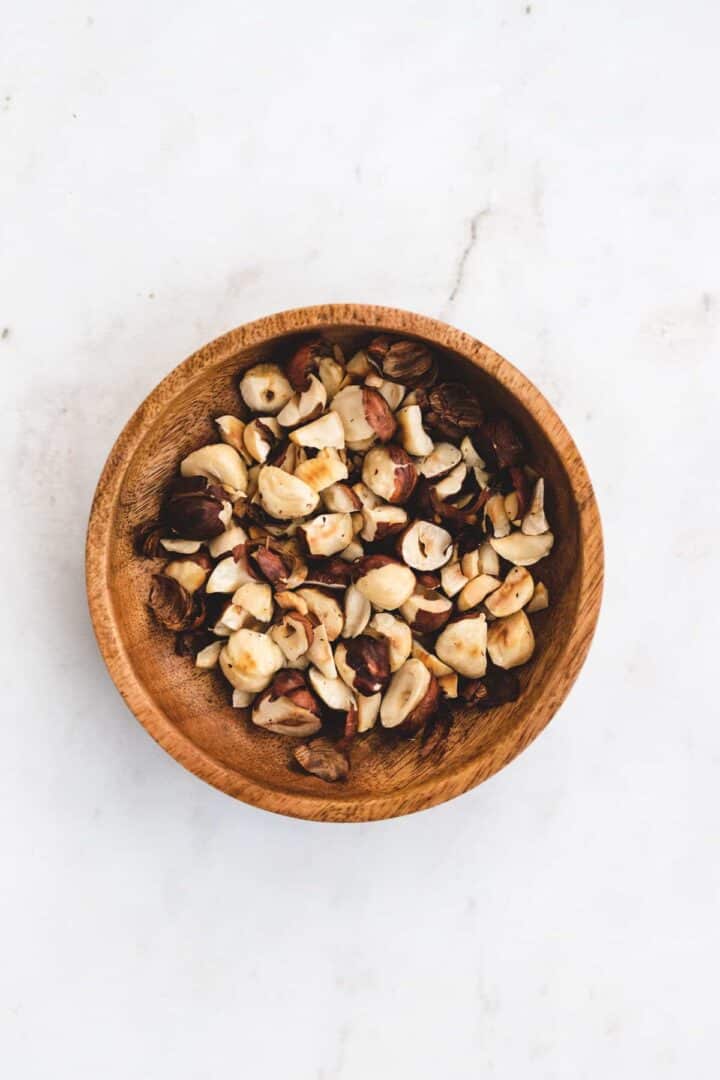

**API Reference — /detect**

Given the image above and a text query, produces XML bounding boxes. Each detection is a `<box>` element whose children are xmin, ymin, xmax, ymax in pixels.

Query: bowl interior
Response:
<box><xmin>101</xmin><ymin>319</ymin><xmax>585</xmax><ymax>818</ymax></box>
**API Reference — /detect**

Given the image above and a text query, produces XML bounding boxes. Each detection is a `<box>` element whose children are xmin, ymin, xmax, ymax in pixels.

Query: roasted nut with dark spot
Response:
<box><xmin>367</xmin><ymin>336</ymin><xmax>437</xmax><ymax>387</ymax></box>
<box><xmin>425</xmin><ymin>383</ymin><xmax>484</xmax><ymax>439</ymax></box>
<box><xmin>148</xmin><ymin>573</ymin><xmax>206</xmax><ymax>631</ymax></box>
<box><xmin>163</xmin><ymin>476</ymin><xmax>231</xmax><ymax>539</ymax></box>
<box><xmin>335</xmin><ymin>635</ymin><xmax>391</xmax><ymax>695</ymax></box>
<box><xmin>361</xmin><ymin>386</ymin><xmax>398</xmax><ymax>442</ymax></box>
<box><xmin>294</xmin><ymin>738</ymin><xmax>350</xmax><ymax>781</ymax></box>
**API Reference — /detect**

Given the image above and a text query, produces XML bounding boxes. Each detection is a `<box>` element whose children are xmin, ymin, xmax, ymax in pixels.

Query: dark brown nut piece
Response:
<box><xmin>396</xmin><ymin>520</ymin><xmax>453</xmax><ymax>571</ymax></box>
<box><xmin>294</xmin><ymin>738</ymin><xmax>350</xmax><ymax>781</ymax></box>
<box><xmin>135</xmin><ymin>521</ymin><xmax>165</xmax><ymax>557</ymax></box>
<box><xmin>163</xmin><ymin>476</ymin><xmax>231</xmax><ymax>540</ymax></box>
<box><xmin>361</xmin><ymin>387</ymin><xmax>398</xmax><ymax>442</ymax></box>
<box><xmin>285</xmin><ymin>337</ymin><xmax>334</xmax><ymax>391</ymax></box>
<box><xmin>304</xmin><ymin>557</ymin><xmax>353</xmax><ymax>589</ymax></box>
<box><xmin>475</xmin><ymin>413</ymin><xmax>525</xmax><ymax>470</ymax></box>
<box><xmin>338</xmin><ymin>635</ymin><xmax>391</xmax><ymax>695</ymax></box>
<box><xmin>247</xmin><ymin>539</ymin><xmax>307</xmax><ymax>589</ymax></box>
<box><xmin>399</xmin><ymin>586</ymin><xmax>452</xmax><ymax>633</ymax></box>
<box><xmin>379</xmin><ymin>658</ymin><xmax>439</xmax><ymax>735</ymax></box>
<box><xmin>367</xmin><ymin>612</ymin><xmax>413</xmax><ymax>672</ymax></box>
<box><xmin>367</xmin><ymin>336</ymin><xmax>437</xmax><ymax>387</ymax></box>
<box><xmin>175</xmin><ymin>628</ymin><xmax>215</xmax><ymax>658</ymax></box>
<box><xmin>486</xmin><ymin>610</ymin><xmax>535</xmax><ymax>669</ymax></box>
<box><xmin>361</xmin><ymin>445</ymin><xmax>417</xmax><ymax>504</ymax></box>
<box><xmin>252</xmin><ymin>670</ymin><xmax>323</xmax><ymax>737</ymax></box>
<box><xmin>415</xmin><ymin>571</ymin><xmax>441</xmax><ymax>589</ymax></box>
<box><xmin>461</xmin><ymin>667</ymin><xmax>520</xmax><ymax>709</ymax></box>
<box><xmin>425</xmin><ymin>383</ymin><xmax>484</xmax><ymax>439</ymax></box>
<box><xmin>149</xmin><ymin>574</ymin><xmax>206</xmax><ymax>631</ymax></box>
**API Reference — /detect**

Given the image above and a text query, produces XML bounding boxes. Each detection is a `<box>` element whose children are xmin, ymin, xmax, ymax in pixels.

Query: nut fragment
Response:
<box><xmin>180</xmin><ymin>443</ymin><xmax>248</xmax><ymax>496</ymax></box>
<box><xmin>160</xmin><ymin>538</ymin><xmax>203</xmax><ymax>555</ymax></box>
<box><xmin>308</xmin><ymin>668</ymin><xmax>356</xmax><ymax>711</ymax></box>
<box><xmin>361</xmin><ymin>445</ymin><xmax>417</xmax><ymax>504</ymax></box>
<box><xmin>433</xmin><ymin>461</ymin><xmax>467</xmax><ymax>500</ymax></box>
<box><xmin>239</xmin><ymin>363</ymin><xmax>293</xmax><ymax>414</ymax></box>
<box><xmin>299</xmin><ymin>513</ymin><xmax>354</xmax><ymax>557</ymax></box>
<box><xmin>232</xmin><ymin>581</ymin><xmax>274</xmax><ymax>622</ymax></box>
<box><xmin>484</xmin><ymin>567</ymin><xmax>534</xmax><ymax>618</ymax></box>
<box><xmin>484</xmin><ymin>492</ymin><xmax>512</xmax><ymax>539</ymax></box>
<box><xmin>306</xmin><ymin>620</ymin><xmax>337</xmax><ymax>679</ymax></box>
<box><xmin>343</xmin><ymin>583</ymin><xmax>372</xmax><ymax>638</ymax></box>
<box><xmin>215</xmin><ymin>415</ymin><xmax>248</xmax><ymax>455</ymax></box>
<box><xmin>276</xmin><ymin>374</ymin><xmax>327</xmax><ymax>427</ymax></box>
<box><xmin>489</xmin><ymin>530</ymin><xmax>554</xmax><ymax>566</ymax></box>
<box><xmin>361</xmin><ymin>387</ymin><xmax>397</xmax><ymax>442</ymax></box>
<box><xmin>257</xmin><ymin>466</ymin><xmax>320</xmax><ymax>519</ymax></box>
<box><xmin>252</xmin><ymin>671</ymin><xmax>322</xmax><ymax>736</ymax></box>
<box><xmin>270</xmin><ymin>610</ymin><xmax>315</xmax><ymax>661</ymax></box>
<box><xmin>460</xmin><ymin>436</ymin><xmax>490</xmax><ymax>488</ymax></box>
<box><xmin>208</xmin><ymin>523</ymin><xmax>248</xmax><ymax>558</ymax></box>
<box><xmin>438</xmin><ymin>673</ymin><xmax>458</xmax><ymax>698</ymax></box>
<box><xmin>335</xmin><ymin>636</ymin><xmax>390</xmax><ymax>695</ymax></box>
<box><xmin>397</xmin><ymin>520</ymin><xmax>453</xmax><ymax>571</ymax></box>
<box><xmin>220</xmin><ymin>628</ymin><xmax>284</xmax><ymax>693</ymax></box>
<box><xmin>368</xmin><ymin>612</ymin><xmax>413</xmax><ymax>672</ymax></box>
<box><xmin>426</xmin><ymin>383</ymin><xmax>484</xmax><ymax>438</ymax></box>
<box><xmin>318</xmin><ymin>356</ymin><xmax>346</xmax><ymax>399</ymax></box>
<box><xmin>400</xmin><ymin>586</ymin><xmax>452</xmax><ymax>633</ymax></box>
<box><xmin>163</xmin><ymin>554</ymin><xmax>211</xmax><ymax>594</ymax></box>
<box><xmin>526</xmin><ymin>581</ymin><xmax>549</xmax><ymax>613</ymax></box>
<box><xmin>435</xmin><ymin>614</ymin><xmax>488</xmax><ymax>678</ymax></box>
<box><xmin>410</xmin><ymin>639</ymin><xmax>454</xmax><ymax>677</ymax></box>
<box><xmin>289</xmin><ymin>410</ymin><xmax>345</xmax><ymax>449</ymax></box>
<box><xmin>331</xmin><ymin>385</ymin><xmax>376</xmax><ymax>442</ymax></box>
<box><xmin>149</xmin><ymin>574</ymin><xmax>205</xmax><ymax>631</ymax></box>
<box><xmin>365</xmin><ymin>372</ymin><xmax>406</xmax><ymax>411</ymax></box>
<box><xmin>440</xmin><ymin>560</ymin><xmax>469</xmax><ymax>598</ymax></box>
<box><xmin>367</xmin><ymin>336</ymin><xmax>437</xmax><ymax>387</ymax></box>
<box><xmin>457</xmin><ymin>573</ymin><xmax>501</xmax><ymax>612</ymax></box>
<box><xmin>521</xmin><ymin>478</ymin><xmax>549</xmax><ymax>536</ymax></box>
<box><xmin>357</xmin><ymin>692</ymin><xmax>382</xmax><ymax>732</ymax></box>
<box><xmin>294</xmin><ymin>738</ymin><xmax>349</xmax><ymax>781</ymax></box>
<box><xmin>418</xmin><ymin>442</ymin><xmax>462</xmax><ymax>480</ymax></box>
<box><xmin>486</xmin><ymin>610</ymin><xmax>534</xmax><ymax>669</ymax></box>
<box><xmin>360</xmin><ymin>504</ymin><xmax>408</xmax><ymax>542</ymax></box>
<box><xmin>296</xmin><ymin>588</ymin><xmax>344</xmax><ymax>641</ymax></box>
<box><xmin>294</xmin><ymin>448</ymin><xmax>348</xmax><ymax>492</ymax></box>
<box><xmin>476</xmin><ymin>413</ymin><xmax>525</xmax><ymax>469</ymax></box>
<box><xmin>321</xmin><ymin>482</ymin><xmax>362</xmax><ymax>513</ymax></box>
<box><xmin>195</xmin><ymin>640</ymin><xmax>223</xmax><ymax>670</ymax></box>
<box><xmin>380</xmin><ymin>659</ymin><xmax>439</xmax><ymax>734</ymax></box>
<box><xmin>163</xmin><ymin>477</ymin><xmax>232</xmax><ymax>540</ymax></box>
<box><xmin>355</xmin><ymin>557</ymin><xmax>416</xmax><ymax>610</ymax></box>
<box><xmin>206</xmin><ymin>549</ymin><xmax>257</xmax><ymax>593</ymax></box>
<box><xmin>396</xmin><ymin>404</ymin><xmax>434</xmax><ymax>456</ymax></box>
<box><xmin>243</xmin><ymin>418</ymin><xmax>280</xmax><ymax>464</ymax></box>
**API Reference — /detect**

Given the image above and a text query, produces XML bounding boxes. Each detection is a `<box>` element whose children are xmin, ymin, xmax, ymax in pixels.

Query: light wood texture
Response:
<box><xmin>86</xmin><ymin>304</ymin><xmax>603</xmax><ymax>822</ymax></box>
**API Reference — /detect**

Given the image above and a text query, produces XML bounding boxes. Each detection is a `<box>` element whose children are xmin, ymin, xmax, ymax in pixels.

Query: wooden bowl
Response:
<box><xmin>86</xmin><ymin>304</ymin><xmax>603</xmax><ymax>822</ymax></box>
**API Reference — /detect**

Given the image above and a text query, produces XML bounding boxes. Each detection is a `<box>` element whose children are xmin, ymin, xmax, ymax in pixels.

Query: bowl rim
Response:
<box><xmin>86</xmin><ymin>303</ymin><xmax>603</xmax><ymax>822</ymax></box>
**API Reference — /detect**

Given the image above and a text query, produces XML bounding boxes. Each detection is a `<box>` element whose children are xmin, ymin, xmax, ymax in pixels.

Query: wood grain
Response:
<box><xmin>85</xmin><ymin>304</ymin><xmax>604</xmax><ymax>822</ymax></box>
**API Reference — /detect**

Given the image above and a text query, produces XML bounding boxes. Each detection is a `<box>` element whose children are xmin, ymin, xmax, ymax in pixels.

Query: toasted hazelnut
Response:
<box><xmin>195</xmin><ymin>640</ymin><xmax>223</xmax><ymax>670</ymax></box>
<box><xmin>460</xmin><ymin>436</ymin><xmax>490</xmax><ymax>488</ymax></box>
<box><xmin>308</xmin><ymin>668</ymin><xmax>356</xmax><ymax>711</ymax></box>
<box><xmin>360</xmin><ymin>505</ymin><xmax>408</xmax><ymax>542</ymax></box>
<box><xmin>215</xmin><ymin>415</ymin><xmax>248</xmax><ymax>456</ymax></box>
<box><xmin>299</xmin><ymin>513</ymin><xmax>354</xmax><ymax>557</ymax></box>
<box><xmin>294</xmin><ymin>448</ymin><xmax>349</xmax><ymax>492</ymax></box>
<box><xmin>460</xmin><ymin>668</ymin><xmax>520</xmax><ymax>709</ymax></box>
<box><xmin>435</xmin><ymin>614</ymin><xmax>488</xmax><ymax>678</ymax></box>
<box><xmin>484</xmin><ymin>493</ymin><xmax>512</xmax><ymax>539</ymax></box>
<box><xmin>270</xmin><ymin>610</ymin><xmax>315</xmax><ymax>661</ymax></box>
<box><xmin>396</xmin><ymin>404</ymin><xmax>434</xmax><ymax>457</ymax></box>
<box><xmin>180</xmin><ymin>443</ymin><xmax>248</xmax><ymax>496</ymax></box>
<box><xmin>397</xmin><ymin>520</ymin><xmax>453</xmax><ymax>571</ymax></box>
<box><xmin>355</xmin><ymin>557</ymin><xmax>416</xmax><ymax>610</ymax></box>
<box><xmin>276</xmin><ymin>374</ymin><xmax>327</xmax><ymax>428</ymax></box>
<box><xmin>400</xmin><ymin>586</ymin><xmax>452</xmax><ymax>633</ymax></box>
<box><xmin>232</xmin><ymin>688</ymin><xmax>254</xmax><ymax>708</ymax></box>
<box><xmin>440</xmin><ymin>560</ymin><xmax>469</xmax><ymax>598</ymax></box>
<box><xmin>380</xmin><ymin>659</ymin><xmax>439</xmax><ymax>734</ymax></box>
<box><xmin>220</xmin><ymin>628</ymin><xmax>284</xmax><ymax>693</ymax></box>
<box><xmin>294</xmin><ymin>739</ymin><xmax>349</xmax><ymax>781</ymax></box>
<box><xmin>361</xmin><ymin>387</ymin><xmax>398</xmax><ymax>442</ymax></box>
<box><xmin>477</xmin><ymin>541</ymin><xmax>501</xmax><ymax>577</ymax></box>
<box><xmin>486</xmin><ymin>610</ymin><xmax>535</xmax><ymax>669</ymax></box>
<box><xmin>243</xmin><ymin>418</ymin><xmax>280</xmax><ymax>464</ymax></box>
<box><xmin>521</xmin><ymin>478</ymin><xmax>549</xmax><ymax>536</ymax></box>
<box><xmin>207</xmin><ymin>523</ymin><xmax>248</xmax><ymax>558</ymax></box>
<box><xmin>433</xmin><ymin>462</ymin><xmax>467</xmax><ymax>500</ymax></box>
<box><xmin>365</xmin><ymin>372</ymin><xmax>406</xmax><ymax>411</ymax></box>
<box><xmin>318</xmin><ymin>356</ymin><xmax>346</xmax><ymax>399</ymax></box>
<box><xmin>426</xmin><ymin>383</ymin><xmax>484</xmax><ymax>438</ymax></box>
<box><xmin>351</xmin><ymin>481</ymin><xmax>381</xmax><ymax>510</ymax></box>
<box><xmin>321</xmin><ymin>482</ymin><xmax>363</xmax><ymax>513</ymax></box>
<box><xmin>307</xmin><ymin>620</ymin><xmax>337</xmax><ymax>679</ymax></box>
<box><xmin>159</xmin><ymin>538</ymin><xmax>203</xmax><ymax>555</ymax></box>
<box><xmin>346</xmin><ymin>349</ymin><xmax>374</xmax><ymax>377</ymax></box>
<box><xmin>438</xmin><ymin>673</ymin><xmax>458</xmax><ymax>698</ymax></box>
<box><xmin>410</xmin><ymin>639</ymin><xmax>454</xmax><ymax>677</ymax></box>
<box><xmin>484</xmin><ymin>567</ymin><xmax>534</xmax><ymax>617</ymax></box>
<box><xmin>212</xmin><ymin>602</ymin><xmax>255</xmax><ymax>636</ymax></box>
<box><xmin>343</xmin><ymin>583</ymin><xmax>372</xmax><ymax>638</ymax></box>
<box><xmin>135</xmin><ymin>521</ymin><xmax>165</xmax><ymax>557</ymax></box>
<box><xmin>288</xmin><ymin>410</ymin><xmax>345</xmax><ymax>450</ymax></box>
<box><xmin>331</xmin><ymin>385</ymin><xmax>375</xmax><ymax>442</ymax></box>
<box><xmin>257</xmin><ymin>465</ymin><xmax>320</xmax><ymax>519</ymax></box>
<box><xmin>149</xmin><ymin>574</ymin><xmax>205</xmax><ymax>631</ymax></box>
<box><xmin>526</xmin><ymin>581</ymin><xmax>549</xmax><ymax>613</ymax></box>
<box><xmin>274</xmin><ymin>590</ymin><xmax>309</xmax><ymax>615</ymax></box>
<box><xmin>239</xmin><ymin>362</ymin><xmax>293</xmax><ymax>414</ymax></box>
<box><xmin>457</xmin><ymin>573</ymin><xmax>501</xmax><ymax>612</ymax></box>
<box><xmin>418</xmin><ymin>442</ymin><xmax>462</xmax><ymax>480</ymax></box>
<box><xmin>247</xmin><ymin>540</ymin><xmax>307</xmax><ymax>589</ymax></box>
<box><xmin>357</xmin><ymin>692</ymin><xmax>382</xmax><ymax>732</ymax></box>
<box><xmin>489</xmin><ymin>530</ymin><xmax>554</xmax><ymax>566</ymax></box>
<box><xmin>339</xmin><ymin>539</ymin><xmax>364</xmax><ymax>562</ymax></box>
<box><xmin>362</xmin><ymin>445</ymin><xmax>417</xmax><ymax>504</ymax></box>
<box><xmin>475</xmin><ymin>413</ymin><xmax>525</xmax><ymax>469</ymax></box>
<box><xmin>232</xmin><ymin>581</ymin><xmax>274</xmax><ymax>622</ymax></box>
<box><xmin>303</xmin><ymin>556</ymin><xmax>352</xmax><ymax>590</ymax></box>
<box><xmin>252</xmin><ymin>673</ymin><xmax>323</xmax><ymax>737</ymax></box>
<box><xmin>206</xmin><ymin>548</ymin><xmax>256</xmax><ymax>593</ymax></box>
<box><xmin>296</xmin><ymin>588</ymin><xmax>344</xmax><ymax>641</ymax></box>
<box><xmin>163</xmin><ymin>555</ymin><xmax>210</xmax><ymax>595</ymax></box>
<box><xmin>334</xmin><ymin>636</ymin><xmax>391</xmax><ymax>695</ymax></box>
<box><xmin>163</xmin><ymin>476</ymin><xmax>232</xmax><ymax>540</ymax></box>
<box><xmin>368</xmin><ymin>612</ymin><xmax>413</xmax><ymax>672</ymax></box>
<box><xmin>367</xmin><ymin>336</ymin><xmax>437</xmax><ymax>387</ymax></box>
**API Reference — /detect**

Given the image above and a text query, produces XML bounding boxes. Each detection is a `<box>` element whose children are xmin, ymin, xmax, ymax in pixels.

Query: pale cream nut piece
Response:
<box><xmin>180</xmin><ymin>443</ymin><xmax>248</xmax><ymax>496</ymax></box>
<box><xmin>239</xmin><ymin>363</ymin><xmax>293</xmax><ymax>415</ymax></box>
<box><xmin>490</xmin><ymin>530</ymin><xmax>554</xmax><ymax>566</ymax></box>
<box><xmin>484</xmin><ymin>567</ymin><xmax>534</xmax><ymax>618</ymax></box>
<box><xmin>368</xmin><ymin>612</ymin><xmax>412</xmax><ymax>672</ymax></box>
<box><xmin>486</xmin><ymin>610</ymin><xmax>535</xmax><ymax>669</ymax></box>
<box><xmin>257</xmin><ymin>466</ymin><xmax>320</xmax><ymax>519</ymax></box>
<box><xmin>435</xmin><ymin>614</ymin><xmax>488</xmax><ymax>678</ymax></box>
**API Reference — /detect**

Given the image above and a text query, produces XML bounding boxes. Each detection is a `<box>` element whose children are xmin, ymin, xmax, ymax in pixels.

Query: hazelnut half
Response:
<box><xmin>435</xmin><ymin>613</ymin><xmax>488</xmax><ymax>678</ymax></box>
<box><xmin>294</xmin><ymin>738</ymin><xmax>350</xmax><ymax>781</ymax></box>
<box><xmin>180</xmin><ymin>443</ymin><xmax>248</xmax><ymax>496</ymax></box>
<box><xmin>354</xmin><ymin>556</ymin><xmax>416</xmax><ymax>610</ymax></box>
<box><xmin>257</xmin><ymin>466</ymin><xmax>320</xmax><ymax>519</ymax></box>
<box><xmin>361</xmin><ymin>445</ymin><xmax>417</xmax><ymax>504</ymax></box>
<box><xmin>484</xmin><ymin>567</ymin><xmax>534</xmax><ymax>618</ymax></box>
<box><xmin>397</xmin><ymin>520</ymin><xmax>453</xmax><ymax>571</ymax></box>
<box><xmin>489</xmin><ymin>530</ymin><xmax>554</xmax><ymax>566</ymax></box>
<box><xmin>486</xmin><ymin>610</ymin><xmax>535</xmax><ymax>669</ymax></box>
<box><xmin>239</xmin><ymin>363</ymin><xmax>294</xmax><ymax>414</ymax></box>
<box><xmin>379</xmin><ymin>658</ymin><xmax>439</xmax><ymax>735</ymax></box>
<box><xmin>400</xmin><ymin>586</ymin><xmax>452</xmax><ymax>633</ymax></box>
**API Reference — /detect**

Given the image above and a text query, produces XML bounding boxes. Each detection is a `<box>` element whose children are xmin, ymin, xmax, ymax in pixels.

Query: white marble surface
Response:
<box><xmin>2</xmin><ymin>2</ymin><xmax>718</xmax><ymax>1076</ymax></box>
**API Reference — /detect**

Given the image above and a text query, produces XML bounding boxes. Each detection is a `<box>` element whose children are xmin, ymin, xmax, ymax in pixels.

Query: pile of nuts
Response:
<box><xmin>137</xmin><ymin>335</ymin><xmax>554</xmax><ymax>781</ymax></box>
